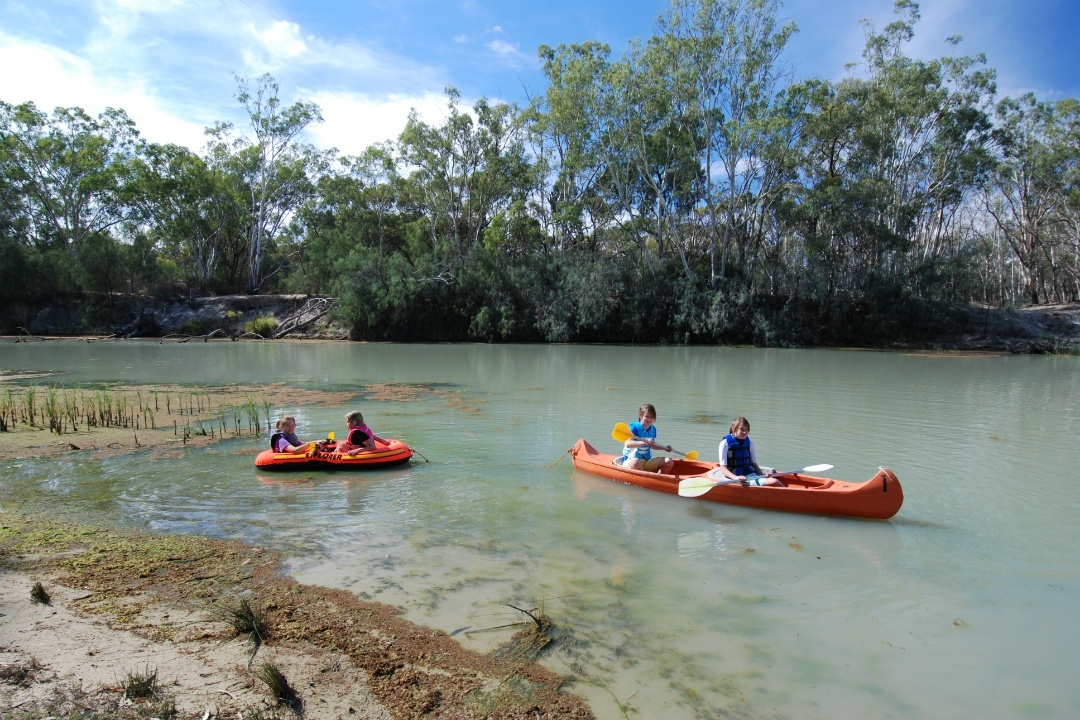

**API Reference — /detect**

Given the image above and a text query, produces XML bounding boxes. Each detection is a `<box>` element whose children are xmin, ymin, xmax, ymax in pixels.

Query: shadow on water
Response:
<box><xmin>888</xmin><ymin>515</ymin><xmax>951</xmax><ymax>529</ymax></box>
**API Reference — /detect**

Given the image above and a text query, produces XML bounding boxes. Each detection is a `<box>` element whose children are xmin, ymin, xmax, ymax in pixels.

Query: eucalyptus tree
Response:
<box><xmin>651</xmin><ymin>0</ymin><xmax>797</xmax><ymax>285</ymax></box>
<box><xmin>290</xmin><ymin>142</ymin><xmax>408</xmax><ymax>296</ymax></box>
<box><xmin>0</xmin><ymin>101</ymin><xmax>139</xmax><ymax>264</ymax></box>
<box><xmin>226</xmin><ymin>74</ymin><xmax>326</xmax><ymax>292</ymax></box>
<box><xmin>539</xmin><ymin>43</ymin><xmax>697</xmax><ymax>275</ymax></box>
<box><xmin>793</xmin><ymin>0</ymin><xmax>995</xmax><ymax>302</ymax></box>
<box><xmin>533</xmin><ymin>41</ymin><xmax>624</xmax><ymax>254</ymax></box>
<box><xmin>397</xmin><ymin>89</ymin><xmax>534</xmax><ymax>271</ymax></box>
<box><xmin>984</xmin><ymin>94</ymin><xmax>1080</xmax><ymax>303</ymax></box>
<box><xmin>125</xmin><ymin>142</ymin><xmax>245</xmax><ymax>293</ymax></box>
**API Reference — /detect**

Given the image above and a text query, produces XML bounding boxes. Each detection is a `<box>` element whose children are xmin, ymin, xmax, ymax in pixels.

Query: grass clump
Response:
<box><xmin>218</xmin><ymin>596</ymin><xmax>268</xmax><ymax>642</ymax></box>
<box><xmin>255</xmin><ymin>662</ymin><xmax>299</xmax><ymax>709</ymax></box>
<box><xmin>4</xmin><ymin>680</ymin><xmax>177</xmax><ymax>719</ymax></box>
<box><xmin>30</xmin><ymin>581</ymin><xmax>50</xmax><ymax>604</ymax></box>
<box><xmin>0</xmin><ymin>657</ymin><xmax>42</xmax><ymax>687</ymax></box>
<box><xmin>121</xmin><ymin>665</ymin><xmax>161</xmax><ymax>700</ymax></box>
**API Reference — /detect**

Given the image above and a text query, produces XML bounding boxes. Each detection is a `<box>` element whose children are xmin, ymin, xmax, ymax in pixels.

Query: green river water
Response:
<box><xmin>1</xmin><ymin>341</ymin><xmax>1078</xmax><ymax>719</ymax></box>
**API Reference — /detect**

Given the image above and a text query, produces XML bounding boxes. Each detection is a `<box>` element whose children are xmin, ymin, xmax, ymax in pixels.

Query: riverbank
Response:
<box><xmin>11</xmin><ymin>294</ymin><xmax>1080</xmax><ymax>351</ymax></box>
<box><xmin>0</xmin><ymin>512</ymin><xmax>592</xmax><ymax>719</ymax></box>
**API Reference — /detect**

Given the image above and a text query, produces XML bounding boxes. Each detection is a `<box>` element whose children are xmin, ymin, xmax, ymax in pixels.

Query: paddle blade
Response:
<box><xmin>611</xmin><ymin>422</ymin><xmax>633</xmax><ymax>442</ymax></box>
<box><xmin>677</xmin><ymin>476</ymin><xmax>716</xmax><ymax>497</ymax></box>
<box><xmin>678</xmin><ymin>482</ymin><xmax>716</xmax><ymax>498</ymax></box>
<box><xmin>683</xmin><ymin>450</ymin><xmax>699</xmax><ymax>461</ymax></box>
<box><xmin>801</xmin><ymin>464</ymin><xmax>833</xmax><ymax>473</ymax></box>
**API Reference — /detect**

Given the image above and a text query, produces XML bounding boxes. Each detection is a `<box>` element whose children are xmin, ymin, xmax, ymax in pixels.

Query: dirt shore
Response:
<box><xmin>0</xmin><ymin>512</ymin><xmax>592</xmax><ymax>719</ymax></box>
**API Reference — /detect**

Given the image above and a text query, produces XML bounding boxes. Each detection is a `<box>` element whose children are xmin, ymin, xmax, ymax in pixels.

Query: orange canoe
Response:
<box><xmin>570</xmin><ymin>439</ymin><xmax>902</xmax><ymax>519</ymax></box>
<box><xmin>254</xmin><ymin>439</ymin><xmax>413</xmax><ymax>470</ymax></box>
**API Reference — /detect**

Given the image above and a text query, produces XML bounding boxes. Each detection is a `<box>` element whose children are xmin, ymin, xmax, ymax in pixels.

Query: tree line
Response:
<box><xmin>2</xmin><ymin>0</ymin><xmax>1077</xmax><ymax>344</ymax></box>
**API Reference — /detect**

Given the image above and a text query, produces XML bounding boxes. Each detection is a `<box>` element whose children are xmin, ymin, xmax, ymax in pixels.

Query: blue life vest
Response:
<box><xmin>622</xmin><ymin>421</ymin><xmax>656</xmax><ymax>461</ymax></box>
<box><xmin>723</xmin><ymin>433</ymin><xmax>754</xmax><ymax>476</ymax></box>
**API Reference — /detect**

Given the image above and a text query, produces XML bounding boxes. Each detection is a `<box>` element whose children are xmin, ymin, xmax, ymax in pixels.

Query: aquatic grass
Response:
<box><xmin>63</xmin><ymin>389</ymin><xmax>79</xmax><ymax>431</ymax></box>
<box><xmin>23</xmin><ymin>384</ymin><xmax>38</xmax><ymax>425</ymax></box>
<box><xmin>1</xmin><ymin>385</ymin><xmax>15</xmax><ymax>431</ymax></box>
<box><xmin>261</xmin><ymin>398</ymin><xmax>272</xmax><ymax>433</ymax></box>
<box><xmin>0</xmin><ymin>383</ymin><xmax>269</xmax><ymax>439</ymax></box>
<box><xmin>44</xmin><ymin>385</ymin><xmax>60</xmax><ymax>433</ymax></box>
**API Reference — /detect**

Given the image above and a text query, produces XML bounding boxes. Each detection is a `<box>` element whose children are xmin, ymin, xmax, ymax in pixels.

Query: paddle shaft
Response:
<box><xmin>677</xmin><ymin>463</ymin><xmax>833</xmax><ymax>498</ymax></box>
<box><xmin>611</xmin><ymin>422</ymin><xmax>698</xmax><ymax>461</ymax></box>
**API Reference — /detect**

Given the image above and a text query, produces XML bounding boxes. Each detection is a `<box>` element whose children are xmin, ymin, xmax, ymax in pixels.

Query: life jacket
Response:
<box><xmin>270</xmin><ymin>430</ymin><xmax>301</xmax><ymax>451</ymax></box>
<box><xmin>622</xmin><ymin>421</ymin><xmax>656</xmax><ymax>461</ymax></box>
<box><xmin>723</xmin><ymin>433</ymin><xmax>754</xmax><ymax>476</ymax></box>
<box><xmin>346</xmin><ymin>426</ymin><xmax>371</xmax><ymax>447</ymax></box>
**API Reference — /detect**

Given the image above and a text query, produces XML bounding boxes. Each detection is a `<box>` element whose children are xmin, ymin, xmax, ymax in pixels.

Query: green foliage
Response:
<box><xmin>1</xmin><ymin>8</ymin><xmax>1076</xmax><ymax>345</ymax></box>
<box><xmin>178</xmin><ymin>319</ymin><xmax>216</xmax><ymax>336</ymax></box>
<box><xmin>245</xmin><ymin>316</ymin><xmax>278</xmax><ymax>336</ymax></box>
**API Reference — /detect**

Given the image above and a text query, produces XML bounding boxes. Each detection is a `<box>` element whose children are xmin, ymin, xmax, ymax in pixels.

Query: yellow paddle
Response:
<box><xmin>611</xmin><ymin>422</ymin><xmax>699</xmax><ymax>461</ymax></box>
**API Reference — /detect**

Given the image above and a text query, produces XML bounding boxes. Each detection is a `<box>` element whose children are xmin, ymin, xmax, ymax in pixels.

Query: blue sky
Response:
<box><xmin>1</xmin><ymin>0</ymin><xmax>1077</xmax><ymax>156</ymax></box>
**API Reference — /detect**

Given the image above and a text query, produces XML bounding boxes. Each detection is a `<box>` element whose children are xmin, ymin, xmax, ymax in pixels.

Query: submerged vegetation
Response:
<box><xmin>1</xmin><ymin>1</ymin><xmax>1077</xmax><ymax>346</ymax></box>
<box><xmin>0</xmin><ymin>383</ymin><xmax>270</xmax><ymax>440</ymax></box>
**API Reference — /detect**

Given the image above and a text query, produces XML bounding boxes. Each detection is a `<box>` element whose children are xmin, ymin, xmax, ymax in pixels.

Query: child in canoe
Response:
<box><xmin>619</xmin><ymin>403</ymin><xmax>674</xmax><ymax>473</ymax></box>
<box><xmin>270</xmin><ymin>416</ymin><xmax>319</xmax><ymax>454</ymax></box>
<box><xmin>334</xmin><ymin>410</ymin><xmax>387</xmax><ymax>456</ymax></box>
<box><xmin>717</xmin><ymin>416</ymin><xmax>784</xmax><ymax>486</ymax></box>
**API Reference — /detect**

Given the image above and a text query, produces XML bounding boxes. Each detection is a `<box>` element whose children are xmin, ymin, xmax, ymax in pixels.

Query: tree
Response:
<box><xmin>652</xmin><ymin>0</ymin><xmax>797</xmax><ymax>285</ymax></box>
<box><xmin>984</xmin><ymin>94</ymin><xmax>1080</xmax><ymax>303</ymax></box>
<box><xmin>0</xmin><ymin>101</ymin><xmax>139</xmax><ymax>259</ymax></box>
<box><xmin>397</xmin><ymin>89</ymin><xmax>534</xmax><ymax>271</ymax></box>
<box><xmin>231</xmin><ymin>74</ymin><xmax>325</xmax><ymax>292</ymax></box>
<box><xmin>792</xmin><ymin>0</ymin><xmax>995</xmax><ymax>303</ymax></box>
<box><xmin>532</xmin><ymin>41</ymin><xmax>621</xmax><ymax>253</ymax></box>
<box><xmin>126</xmin><ymin>143</ymin><xmax>245</xmax><ymax>293</ymax></box>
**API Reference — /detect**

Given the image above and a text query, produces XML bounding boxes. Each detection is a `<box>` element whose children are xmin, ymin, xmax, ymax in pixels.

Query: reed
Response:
<box><xmin>0</xmin><ymin>383</ymin><xmax>269</xmax><ymax>439</ymax></box>
<box><xmin>44</xmin><ymin>385</ymin><xmax>60</xmax><ymax>434</ymax></box>
<box><xmin>63</xmin><ymin>389</ymin><xmax>79</xmax><ymax>431</ymax></box>
<box><xmin>0</xmin><ymin>385</ymin><xmax>14</xmax><ymax>431</ymax></box>
<box><xmin>23</xmin><ymin>385</ymin><xmax>37</xmax><ymax>426</ymax></box>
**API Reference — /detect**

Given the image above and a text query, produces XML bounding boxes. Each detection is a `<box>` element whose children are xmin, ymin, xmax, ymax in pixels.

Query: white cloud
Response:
<box><xmin>488</xmin><ymin>39</ymin><xmax>522</xmax><ymax>58</ymax></box>
<box><xmin>245</xmin><ymin>19</ymin><xmax>310</xmax><ymax>69</ymax></box>
<box><xmin>306</xmin><ymin>90</ymin><xmax>454</xmax><ymax>157</ymax></box>
<box><xmin>0</xmin><ymin>30</ymin><xmax>207</xmax><ymax>147</ymax></box>
<box><xmin>0</xmin><ymin>0</ymin><xmax>452</xmax><ymax>153</ymax></box>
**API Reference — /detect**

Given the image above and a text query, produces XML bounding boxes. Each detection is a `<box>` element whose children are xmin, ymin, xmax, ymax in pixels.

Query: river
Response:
<box><xmin>1</xmin><ymin>341</ymin><xmax>1077</xmax><ymax>719</ymax></box>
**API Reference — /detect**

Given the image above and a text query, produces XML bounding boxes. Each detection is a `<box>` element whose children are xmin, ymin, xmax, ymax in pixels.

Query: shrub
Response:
<box><xmin>245</xmin><ymin>316</ymin><xmax>278</xmax><ymax>336</ymax></box>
